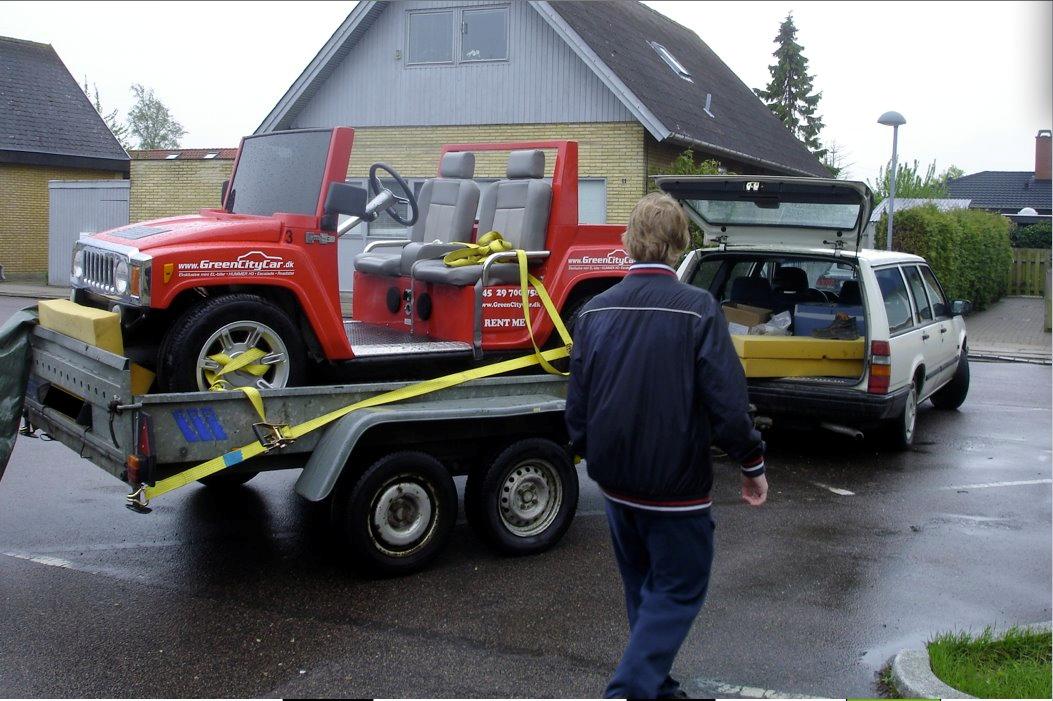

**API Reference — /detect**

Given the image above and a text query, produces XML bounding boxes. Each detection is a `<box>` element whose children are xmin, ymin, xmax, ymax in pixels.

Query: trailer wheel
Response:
<box><xmin>464</xmin><ymin>438</ymin><xmax>578</xmax><ymax>555</ymax></box>
<box><xmin>158</xmin><ymin>293</ymin><xmax>306</xmax><ymax>393</ymax></box>
<box><xmin>335</xmin><ymin>451</ymin><xmax>456</xmax><ymax>576</ymax></box>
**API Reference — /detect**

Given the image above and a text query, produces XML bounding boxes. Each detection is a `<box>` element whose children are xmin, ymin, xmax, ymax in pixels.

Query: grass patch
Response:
<box><xmin>927</xmin><ymin>626</ymin><xmax>1051</xmax><ymax>699</ymax></box>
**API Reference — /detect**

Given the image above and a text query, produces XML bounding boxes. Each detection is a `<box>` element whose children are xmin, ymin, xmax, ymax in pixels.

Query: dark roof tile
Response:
<box><xmin>0</xmin><ymin>35</ymin><xmax>129</xmax><ymax>164</ymax></box>
<box><xmin>548</xmin><ymin>1</ymin><xmax>828</xmax><ymax>176</ymax></box>
<box><xmin>946</xmin><ymin>171</ymin><xmax>1052</xmax><ymax>213</ymax></box>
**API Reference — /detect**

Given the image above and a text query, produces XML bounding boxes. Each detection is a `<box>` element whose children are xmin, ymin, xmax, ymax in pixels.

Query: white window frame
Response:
<box><xmin>649</xmin><ymin>41</ymin><xmax>693</xmax><ymax>82</ymax></box>
<box><xmin>405</xmin><ymin>5</ymin><xmax>510</xmax><ymax>68</ymax></box>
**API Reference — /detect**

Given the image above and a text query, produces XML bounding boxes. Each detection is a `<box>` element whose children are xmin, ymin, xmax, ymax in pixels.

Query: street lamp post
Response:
<box><xmin>878</xmin><ymin>111</ymin><xmax>906</xmax><ymax>251</ymax></box>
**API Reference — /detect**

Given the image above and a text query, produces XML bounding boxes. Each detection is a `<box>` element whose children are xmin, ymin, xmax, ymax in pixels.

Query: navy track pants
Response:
<box><xmin>603</xmin><ymin>498</ymin><xmax>715</xmax><ymax>699</ymax></box>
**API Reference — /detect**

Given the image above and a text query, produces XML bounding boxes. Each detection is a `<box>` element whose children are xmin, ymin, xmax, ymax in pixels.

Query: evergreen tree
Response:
<box><xmin>755</xmin><ymin>14</ymin><xmax>827</xmax><ymax>161</ymax></box>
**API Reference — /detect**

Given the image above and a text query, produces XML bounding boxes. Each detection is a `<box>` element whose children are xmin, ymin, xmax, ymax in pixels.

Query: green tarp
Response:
<box><xmin>0</xmin><ymin>306</ymin><xmax>38</xmax><ymax>483</ymax></box>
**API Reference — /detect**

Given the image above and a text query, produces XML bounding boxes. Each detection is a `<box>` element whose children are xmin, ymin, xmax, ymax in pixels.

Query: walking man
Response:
<box><xmin>565</xmin><ymin>192</ymin><xmax>768</xmax><ymax>699</ymax></box>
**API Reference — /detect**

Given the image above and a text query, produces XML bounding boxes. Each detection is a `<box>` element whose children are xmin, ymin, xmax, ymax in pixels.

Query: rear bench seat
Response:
<box><xmin>412</xmin><ymin>149</ymin><xmax>551</xmax><ymax>286</ymax></box>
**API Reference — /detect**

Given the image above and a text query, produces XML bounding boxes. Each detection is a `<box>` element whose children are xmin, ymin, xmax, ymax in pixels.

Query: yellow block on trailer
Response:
<box><xmin>37</xmin><ymin>299</ymin><xmax>156</xmax><ymax>394</ymax></box>
<box><xmin>38</xmin><ymin>299</ymin><xmax>124</xmax><ymax>355</ymax></box>
<box><xmin>731</xmin><ymin>335</ymin><xmax>865</xmax><ymax>378</ymax></box>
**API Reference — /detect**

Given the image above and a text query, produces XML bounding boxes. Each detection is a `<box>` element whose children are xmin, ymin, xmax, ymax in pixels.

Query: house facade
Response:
<box><xmin>257</xmin><ymin>0</ymin><xmax>827</xmax><ymax>273</ymax></box>
<box><xmin>129</xmin><ymin>148</ymin><xmax>237</xmax><ymax>223</ymax></box>
<box><xmin>947</xmin><ymin>130</ymin><xmax>1052</xmax><ymax>221</ymax></box>
<box><xmin>0</xmin><ymin>36</ymin><xmax>129</xmax><ymax>282</ymax></box>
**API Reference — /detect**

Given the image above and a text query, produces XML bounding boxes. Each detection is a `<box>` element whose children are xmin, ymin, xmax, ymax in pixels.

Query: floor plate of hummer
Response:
<box><xmin>345</xmin><ymin>320</ymin><xmax>473</xmax><ymax>357</ymax></box>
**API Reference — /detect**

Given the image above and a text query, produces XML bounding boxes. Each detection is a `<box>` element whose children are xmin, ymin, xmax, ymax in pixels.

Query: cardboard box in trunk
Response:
<box><xmin>722</xmin><ymin>303</ymin><xmax>771</xmax><ymax>327</ymax></box>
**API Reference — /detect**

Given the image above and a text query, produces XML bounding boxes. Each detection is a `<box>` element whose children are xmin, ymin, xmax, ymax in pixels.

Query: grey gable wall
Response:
<box><xmin>290</xmin><ymin>0</ymin><xmax>634</xmax><ymax>129</ymax></box>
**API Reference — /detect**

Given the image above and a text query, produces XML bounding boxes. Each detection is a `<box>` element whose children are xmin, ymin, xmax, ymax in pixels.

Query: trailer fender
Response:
<box><xmin>294</xmin><ymin>396</ymin><xmax>566</xmax><ymax>502</ymax></box>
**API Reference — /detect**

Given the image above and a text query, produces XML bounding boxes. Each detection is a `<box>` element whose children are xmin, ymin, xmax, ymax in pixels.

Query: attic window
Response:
<box><xmin>164</xmin><ymin>153</ymin><xmax>179</xmax><ymax>160</ymax></box>
<box><xmin>649</xmin><ymin>41</ymin><xmax>692</xmax><ymax>82</ymax></box>
<box><xmin>203</xmin><ymin>153</ymin><xmax>218</xmax><ymax>159</ymax></box>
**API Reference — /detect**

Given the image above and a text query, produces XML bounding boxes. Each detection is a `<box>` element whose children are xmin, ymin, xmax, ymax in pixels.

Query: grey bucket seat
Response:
<box><xmin>353</xmin><ymin>152</ymin><xmax>480</xmax><ymax>277</ymax></box>
<box><xmin>412</xmin><ymin>149</ymin><xmax>552</xmax><ymax>286</ymax></box>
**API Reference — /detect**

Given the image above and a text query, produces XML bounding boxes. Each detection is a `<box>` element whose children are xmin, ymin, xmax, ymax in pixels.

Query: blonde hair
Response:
<box><xmin>622</xmin><ymin>192</ymin><xmax>690</xmax><ymax>266</ymax></box>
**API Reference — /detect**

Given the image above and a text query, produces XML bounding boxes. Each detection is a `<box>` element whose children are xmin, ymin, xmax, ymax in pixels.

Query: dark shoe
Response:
<box><xmin>812</xmin><ymin>312</ymin><xmax>860</xmax><ymax>339</ymax></box>
<box><xmin>657</xmin><ymin>690</ymin><xmax>689</xmax><ymax>699</ymax></box>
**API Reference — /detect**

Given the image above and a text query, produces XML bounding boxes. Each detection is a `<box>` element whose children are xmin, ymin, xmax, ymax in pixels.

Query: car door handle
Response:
<box><xmin>922</xmin><ymin>333</ymin><xmax>931</xmax><ymax>340</ymax></box>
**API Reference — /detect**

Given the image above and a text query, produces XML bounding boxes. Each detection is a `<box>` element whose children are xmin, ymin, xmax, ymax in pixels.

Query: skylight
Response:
<box><xmin>649</xmin><ymin>41</ymin><xmax>692</xmax><ymax>82</ymax></box>
<box><xmin>203</xmin><ymin>153</ymin><xmax>218</xmax><ymax>159</ymax></box>
<box><xmin>165</xmin><ymin>153</ymin><xmax>179</xmax><ymax>160</ymax></box>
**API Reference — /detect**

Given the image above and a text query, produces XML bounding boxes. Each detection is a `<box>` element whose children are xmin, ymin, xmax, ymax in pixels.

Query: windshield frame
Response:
<box><xmin>224</xmin><ymin>128</ymin><xmax>336</xmax><ymax>219</ymax></box>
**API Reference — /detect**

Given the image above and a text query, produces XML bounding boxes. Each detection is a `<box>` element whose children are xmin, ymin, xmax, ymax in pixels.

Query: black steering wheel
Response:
<box><xmin>368</xmin><ymin>163</ymin><xmax>419</xmax><ymax>227</ymax></box>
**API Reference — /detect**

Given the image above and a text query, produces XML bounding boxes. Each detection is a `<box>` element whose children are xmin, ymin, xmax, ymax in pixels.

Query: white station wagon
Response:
<box><xmin>658</xmin><ymin>175</ymin><xmax>971</xmax><ymax>449</ymax></box>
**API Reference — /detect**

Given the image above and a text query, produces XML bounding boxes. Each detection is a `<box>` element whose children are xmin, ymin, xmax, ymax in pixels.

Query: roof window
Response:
<box><xmin>649</xmin><ymin>41</ymin><xmax>692</xmax><ymax>82</ymax></box>
<box><xmin>165</xmin><ymin>153</ymin><xmax>179</xmax><ymax>160</ymax></box>
<box><xmin>203</xmin><ymin>153</ymin><xmax>218</xmax><ymax>159</ymax></box>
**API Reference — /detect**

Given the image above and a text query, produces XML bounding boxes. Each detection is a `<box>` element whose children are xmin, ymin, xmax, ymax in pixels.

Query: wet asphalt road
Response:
<box><xmin>0</xmin><ymin>296</ymin><xmax>1050</xmax><ymax>698</ymax></box>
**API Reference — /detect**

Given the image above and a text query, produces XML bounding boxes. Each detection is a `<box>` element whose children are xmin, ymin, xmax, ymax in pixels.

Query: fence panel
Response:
<box><xmin>1010</xmin><ymin>247</ymin><xmax>1051</xmax><ymax>296</ymax></box>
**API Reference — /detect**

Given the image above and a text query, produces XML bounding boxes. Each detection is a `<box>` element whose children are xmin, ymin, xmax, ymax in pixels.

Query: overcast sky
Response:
<box><xmin>3</xmin><ymin>0</ymin><xmax>1050</xmax><ymax>181</ymax></box>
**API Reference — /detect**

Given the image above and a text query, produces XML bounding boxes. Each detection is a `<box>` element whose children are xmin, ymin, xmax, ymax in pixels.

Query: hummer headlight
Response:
<box><xmin>115</xmin><ymin>260</ymin><xmax>130</xmax><ymax>295</ymax></box>
<box><xmin>72</xmin><ymin>249</ymin><xmax>85</xmax><ymax>280</ymax></box>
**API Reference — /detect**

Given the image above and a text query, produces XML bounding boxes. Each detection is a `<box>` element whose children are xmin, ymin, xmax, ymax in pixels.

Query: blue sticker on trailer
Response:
<box><xmin>173</xmin><ymin>407</ymin><xmax>229</xmax><ymax>442</ymax></box>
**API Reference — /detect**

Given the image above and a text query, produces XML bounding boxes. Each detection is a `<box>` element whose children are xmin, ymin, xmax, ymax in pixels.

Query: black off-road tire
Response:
<box><xmin>464</xmin><ymin>438</ymin><xmax>578</xmax><ymax>555</ymax></box>
<box><xmin>158</xmin><ymin>293</ymin><xmax>306</xmax><ymax>393</ymax></box>
<box><xmin>930</xmin><ymin>352</ymin><xmax>970</xmax><ymax>410</ymax></box>
<box><xmin>333</xmin><ymin>451</ymin><xmax>457</xmax><ymax>576</ymax></box>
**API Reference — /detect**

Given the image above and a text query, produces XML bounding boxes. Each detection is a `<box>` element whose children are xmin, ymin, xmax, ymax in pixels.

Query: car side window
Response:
<box><xmin>903</xmin><ymin>265</ymin><xmax>933</xmax><ymax>323</ymax></box>
<box><xmin>690</xmin><ymin>256</ymin><xmax>722</xmax><ymax>293</ymax></box>
<box><xmin>919</xmin><ymin>266</ymin><xmax>949</xmax><ymax>318</ymax></box>
<box><xmin>875</xmin><ymin>267</ymin><xmax>914</xmax><ymax>334</ymax></box>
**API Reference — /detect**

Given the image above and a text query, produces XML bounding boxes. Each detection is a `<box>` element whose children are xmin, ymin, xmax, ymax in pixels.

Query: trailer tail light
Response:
<box><xmin>125</xmin><ymin>411</ymin><xmax>155</xmax><ymax>485</ymax></box>
<box><xmin>868</xmin><ymin>341</ymin><xmax>892</xmax><ymax>394</ymax></box>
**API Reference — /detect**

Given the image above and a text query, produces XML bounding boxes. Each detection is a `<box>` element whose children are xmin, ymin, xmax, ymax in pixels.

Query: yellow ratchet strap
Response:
<box><xmin>441</xmin><ymin>230</ymin><xmax>513</xmax><ymax>267</ymax></box>
<box><xmin>127</xmin><ymin>253</ymin><xmax>573</xmax><ymax>509</ymax></box>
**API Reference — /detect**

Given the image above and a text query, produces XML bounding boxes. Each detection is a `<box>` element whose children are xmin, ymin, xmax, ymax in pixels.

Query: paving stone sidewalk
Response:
<box><xmin>966</xmin><ymin>296</ymin><xmax>1051</xmax><ymax>361</ymax></box>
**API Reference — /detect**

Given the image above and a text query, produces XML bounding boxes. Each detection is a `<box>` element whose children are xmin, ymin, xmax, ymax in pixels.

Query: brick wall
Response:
<box><xmin>644</xmin><ymin>133</ymin><xmax>781</xmax><ymax>184</ymax></box>
<box><xmin>346</xmin><ymin>122</ymin><xmax>646</xmax><ymax>224</ymax></box>
<box><xmin>0</xmin><ymin>164</ymin><xmax>123</xmax><ymax>280</ymax></box>
<box><xmin>129</xmin><ymin>159</ymin><xmax>234</xmax><ymax>223</ymax></box>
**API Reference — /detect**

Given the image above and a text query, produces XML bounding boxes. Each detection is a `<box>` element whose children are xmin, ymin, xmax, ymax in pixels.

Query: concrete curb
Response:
<box><xmin>890</xmin><ymin>621</ymin><xmax>1051</xmax><ymax>699</ymax></box>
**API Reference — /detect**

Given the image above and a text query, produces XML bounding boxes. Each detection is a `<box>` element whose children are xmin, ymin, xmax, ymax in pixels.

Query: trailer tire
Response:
<box><xmin>159</xmin><ymin>293</ymin><xmax>306</xmax><ymax>393</ymax></box>
<box><xmin>464</xmin><ymin>438</ymin><xmax>578</xmax><ymax>555</ymax></box>
<box><xmin>335</xmin><ymin>451</ymin><xmax>456</xmax><ymax>576</ymax></box>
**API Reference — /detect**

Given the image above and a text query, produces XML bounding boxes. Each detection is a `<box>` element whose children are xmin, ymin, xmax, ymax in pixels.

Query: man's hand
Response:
<box><xmin>741</xmin><ymin>473</ymin><xmax>768</xmax><ymax>506</ymax></box>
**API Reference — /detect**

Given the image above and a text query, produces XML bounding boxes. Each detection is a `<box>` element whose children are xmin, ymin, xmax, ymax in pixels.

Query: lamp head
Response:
<box><xmin>878</xmin><ymin>111</ymin><xmax>907</xmax><ymax>127</ymax></box>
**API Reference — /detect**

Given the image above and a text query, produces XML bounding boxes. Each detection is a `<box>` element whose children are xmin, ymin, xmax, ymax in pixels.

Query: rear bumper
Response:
<box><xmin>748</xmin><ymin>380</ymin><xmax>909</xmax><ymax>426</ymax></box>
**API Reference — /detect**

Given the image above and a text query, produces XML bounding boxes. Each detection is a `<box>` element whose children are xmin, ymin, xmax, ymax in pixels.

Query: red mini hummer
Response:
<box><xmin>70</xmin><ymin>128</ymin><xmax>630</xmax><ymax>391</ymax></box>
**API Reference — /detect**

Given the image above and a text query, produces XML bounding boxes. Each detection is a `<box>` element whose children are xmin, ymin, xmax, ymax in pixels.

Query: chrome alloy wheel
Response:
<box><xmin>195</xmin><ymin>320</ymin><xmax>290</xmax><ymax>391</ymax></box>
<box><xmin>370</xmin><ymin>480</ymin><xmax>437</xmax><ymax>555</ymax></box>
<box><xmin>903</xmin><ymin>385</ymin><xmax>918</xmax><ymax>444</ymax></box>
<box><xmin>498</xmin><ymin>459</ymin><xmax>563</xmax><ymax>537</ymax></box>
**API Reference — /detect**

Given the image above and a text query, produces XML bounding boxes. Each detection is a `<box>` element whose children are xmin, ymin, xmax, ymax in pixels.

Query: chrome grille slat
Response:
<box><xmin>81</xmin><ymin>248</ymin><xmax>120</xmax><ymax>295</ymax></box>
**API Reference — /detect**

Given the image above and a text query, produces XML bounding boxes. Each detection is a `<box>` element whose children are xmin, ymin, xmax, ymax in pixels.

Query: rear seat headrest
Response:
<box><xmin>507</xmin><ymin>149</ymin><xmax>545</xmax><ymax>179</ymax></box>
<box><xmin>439</xmin><ymin>152</ymin><xmax>475</xmax><ymax>179</ymax></box>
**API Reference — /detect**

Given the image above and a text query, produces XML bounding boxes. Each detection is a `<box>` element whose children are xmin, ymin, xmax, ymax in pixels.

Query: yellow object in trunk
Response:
<box><xmin>731</xmin><ymin>335</ymin><xmax>865</xmax><ymax>378</ymax></box>
<box><xmin>38</xmin><ymin>299</ymin><xmax>124</xmax><ymax>355</ymax></box>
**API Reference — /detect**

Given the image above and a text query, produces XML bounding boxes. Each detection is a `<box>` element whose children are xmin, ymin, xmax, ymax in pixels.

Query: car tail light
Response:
<box><xmin>868</xmin><ymin>340</ymin><xmax>892</xmax><ymax>394</ymax></box>
<box><xmin>126</xmin><ymin>411</ymin><xmax>155</xmax><ymax>485</ymax></box>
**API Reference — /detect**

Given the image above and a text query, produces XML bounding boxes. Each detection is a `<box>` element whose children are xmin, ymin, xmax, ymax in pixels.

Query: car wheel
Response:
<box><xmin>464</xmin><ymin>438</ymin><xmax>578</xmax><ymax>555</ymax></box>
<box><xmin>884</xmin><ymin>382</ymin><xmax>918</xmax><ymax>451</ymax></box>
<box><xmin>930</xmin><ymin>352</ymin><xmax>970</xmax><ymax>410</ymax></box>
<box><xmin>333</xmin><ymin>451</ymin><xmax>456</xmax><ymax>576</ymax></box>
<box><xmin>159</xmin><ymin>294</ymin><xmax>306</xmax><ymax>393</ymax></box>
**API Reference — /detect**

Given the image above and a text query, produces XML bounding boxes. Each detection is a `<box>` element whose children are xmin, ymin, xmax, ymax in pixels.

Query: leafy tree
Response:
<box><xmin>82</xmin><ymin>77</ymin><xmax>131</xmax><ymax>150</ymax></box>
<box><xmin>755</xmin><ymin>14</ymin><xmax>827</xmax><ymax>161</ymax></box>
<box><xmin>127</xmin><ymin>83</ymin><xmax>186</xmax><ymax>149</ymax></box>
<box><xmin>648</xmin><ymin>149</ymin><xmax>722</xmax><ymax>250</ymax></box>
<box><xmin>868</xmin><ymin>159</ymin><xmax>966</xmax><ymax>204</ymax></box>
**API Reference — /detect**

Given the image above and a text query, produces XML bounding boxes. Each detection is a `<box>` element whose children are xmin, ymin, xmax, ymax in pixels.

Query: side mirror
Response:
<box><xmin>322</xmin><ymin>182</ymin><xmax>369</xmax><ymax>232</ymax></box>
<box><xmin>951</xmin><ymin>300</ymin><xmax>972</xmax><ymax>316</ymax></box>
<box><xmin>220</xmin><ymin>180</ymin><xmax>229</xmax><ymax>208</ymax></box>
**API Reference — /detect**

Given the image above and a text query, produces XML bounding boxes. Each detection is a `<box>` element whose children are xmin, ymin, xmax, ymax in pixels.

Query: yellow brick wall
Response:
<box><xmin>346</xmin><ymin>122</ymin><xmax>646</xmax><ymax>224</ymax></box>
<box><xmin>0</xmin><ymin>164</ymin><xmax>123</xmax><ymax>280</ymax></box>
<box><xmin>129</xmin><ymin>159</ymin><xmax>234</xmax><ymax>223</ymax></box>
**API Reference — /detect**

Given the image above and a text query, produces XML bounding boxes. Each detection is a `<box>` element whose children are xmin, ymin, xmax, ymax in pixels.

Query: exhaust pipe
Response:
<box><xmin>820</xmin><ymin>422</ymin><xmax>864</xmax><ymax>440</ymax></box>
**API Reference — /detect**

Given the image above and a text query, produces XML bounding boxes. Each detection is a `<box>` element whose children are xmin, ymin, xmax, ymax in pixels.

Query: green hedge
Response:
<box><xmin>875</xmin><ymin>205</ymin><xmax>1012</xmax><ymax>310</ymax></box>
<box><xmin>1010</xmin><ymin>221</ymin><xmax>1052</xmax><ymax>248</ymax></box>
